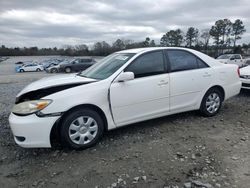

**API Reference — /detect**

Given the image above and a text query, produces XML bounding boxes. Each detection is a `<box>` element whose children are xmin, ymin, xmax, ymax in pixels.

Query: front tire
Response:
<box><xmin>36</xmin><ymin>68</ymin><xmax>41</xmax><ymax>72</ymax></box>
<box><xmin>19</xmin><ymin>69</ymin><xmax>24</xmax><ymax>72</ymax></box>
<box><xmin>60</xmin><ymin>108</ymin><xmax>104</xmax><ymax>150</ymax></box>
<box><xmin>200</xmin><ymin>88</ymin><xmax>222</xmax><ymax>117</ymax></box>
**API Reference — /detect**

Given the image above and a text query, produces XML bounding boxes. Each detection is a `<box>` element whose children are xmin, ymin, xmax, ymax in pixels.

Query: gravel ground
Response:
<box><xmin>0</xmin><ymin>57</ymin><xmax>250</xmax><ymax>188</ymax></box>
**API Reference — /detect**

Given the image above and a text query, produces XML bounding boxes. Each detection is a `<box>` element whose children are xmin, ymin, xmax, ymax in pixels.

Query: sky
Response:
<box><xmin>0</xmin><ymin>0</ymin><xmax>249</xmax><ymax>48</ymax></box>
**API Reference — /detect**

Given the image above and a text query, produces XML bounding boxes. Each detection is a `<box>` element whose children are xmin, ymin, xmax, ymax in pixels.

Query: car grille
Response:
<box><xmin>242</xmin><ymin>83</ymin><xmax>250</xmax><ymax>88</ymax></box>
<box><xmin>240</xmin><ymin>75</ymin><xmax>250</xmax><ymax>79</ymax></box>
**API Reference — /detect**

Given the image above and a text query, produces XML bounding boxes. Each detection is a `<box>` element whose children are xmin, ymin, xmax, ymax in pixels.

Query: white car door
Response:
<box><xmin>166</xmin><ymin>49</ymin><xmax>213</xmax><ymax>112</ymax></box>
<box><xmin>110</xmin><ymin>50</ymin><xmax>170</xmax><ymax>126</ymax></box>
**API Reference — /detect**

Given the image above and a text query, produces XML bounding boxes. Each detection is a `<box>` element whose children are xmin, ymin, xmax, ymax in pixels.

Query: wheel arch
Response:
<box><xmin>206</xmin><ymin>85</ymin><xmax>225</xmax><ymax>101</ymax></box>
<box><xmin>50</xmin><ymin>103</ymin><xmax>108</xmax><ymax>146</ymax></box>
<box><xmin>200</xmin><ymin>85</ymin><xmax>225</xmax><ymax>109</ymax></box>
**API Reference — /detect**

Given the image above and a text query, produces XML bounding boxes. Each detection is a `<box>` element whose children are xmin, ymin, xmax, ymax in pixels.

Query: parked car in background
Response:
<box><xmin>240</xmin><ymin>65</ymin><xmax>250</xmax><ymax>89</ymax></box>
<box><xmin>15</xmin><ymin>61</ymin><xmax>33</xmax><ymax>72</ymax></box>
<box><xmin>16</xmin><ymin>63</ymin><xmax>44</xmax><ymax>72</ymax></box>
<box><xmin>41</xmin><ymin>59</ymin><xmax>64</xmax><ymax>69</ymax></box>
<box><xmin>45</xmin><ymin>60</ymin><xmax>70</xmax><ymax>73</ymax></box>
<box><xmin>58</xmin><ymin>58</ymin><xmax>96</xmax><ymax>73</ymax></box>
<box><xmin>216</xmin><ymin>54</ymin><xmax>245</xmax><ymax>67</ymax></box>
<box><xmin>9</xmin><ymin>47</ymin><xmax>241</xmax><ymax>149</ymax></box>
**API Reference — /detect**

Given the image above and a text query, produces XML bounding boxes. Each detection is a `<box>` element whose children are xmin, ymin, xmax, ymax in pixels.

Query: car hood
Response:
<box><xmin>240</xmin><ymin>65</ymin><xmax>250</xmax><ymax>75</ymax></box>
<box><xmin>17</xmin><ymin>73</ymin><xmax>97</xmax><ymax>97</ymax></box>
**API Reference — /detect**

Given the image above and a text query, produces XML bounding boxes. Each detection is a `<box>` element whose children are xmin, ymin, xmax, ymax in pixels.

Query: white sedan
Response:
<box><xmin>18</xmin><ymin>63</ymin><xmax>44</xmax><ymax>72</ymax></box>
<box><xmin>9</xmin><ymin>47</ymin><xmax>241</xmax><ymax>149</ymax></box>
<box><xmin>240</xmin><ymin>65</ymin><xmax>250</xmax><ymax>89</ymax></box>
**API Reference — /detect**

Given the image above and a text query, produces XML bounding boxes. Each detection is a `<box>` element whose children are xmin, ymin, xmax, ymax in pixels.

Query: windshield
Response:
<box><xmin>78</xmin><ymin>53</ymin><xmax>135</xmax><ymax>80</ymax></box>
<box><xmin>217</xmin><ymin>54</ymin><xmax>231</xmax><ymax>59</ymax></box>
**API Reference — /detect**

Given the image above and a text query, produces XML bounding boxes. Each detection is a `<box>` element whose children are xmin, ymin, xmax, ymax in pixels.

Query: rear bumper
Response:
<box><xmin>224</xmin><ymin>81</ymin><xmax>241</xmax><ymax>100</ymax></box>
<box><xmin>9</xmin><ymin>113</ymin><xmax>60</xmax><ymax>148</ymax></box>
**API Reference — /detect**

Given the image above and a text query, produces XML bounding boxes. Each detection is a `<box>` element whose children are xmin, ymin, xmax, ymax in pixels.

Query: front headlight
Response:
<box><xmin>12</xmin><ymin>99</ymin><xmax>52</xmax><ymax>115</ymax></box>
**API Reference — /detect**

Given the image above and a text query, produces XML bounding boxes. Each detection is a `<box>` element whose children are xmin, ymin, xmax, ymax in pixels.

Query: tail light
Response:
<box><xmin>237</xmin><ymin>67</ymin><xmax>240</xmax><ymax>77</ymax></box>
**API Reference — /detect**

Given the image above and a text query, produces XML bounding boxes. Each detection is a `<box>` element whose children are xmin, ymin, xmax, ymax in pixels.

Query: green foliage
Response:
<box><xmin>160</xmin><ymin>29</ymin><xmax>183</xmax><ymax>47</ymax></box>
<box><xmin>185</xmin><ymin>27</ymin><xmax>199</xmax><ymax>47</ymax></box>
<box><xmin>232</xmin><ymin>19</ymin><xmax>246</xmax><ymax>47</ymax></box>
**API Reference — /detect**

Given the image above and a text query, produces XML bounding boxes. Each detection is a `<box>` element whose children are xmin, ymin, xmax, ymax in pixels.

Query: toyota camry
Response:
<box><xmin>9</xmin><ymin>47</ymin><xmax>241</xmax><ymax>149</ymax></box>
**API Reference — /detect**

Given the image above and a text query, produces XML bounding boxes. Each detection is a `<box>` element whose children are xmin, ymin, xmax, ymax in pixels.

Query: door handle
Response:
<box><xmin>158</xmin><ymin>80</ymin><xmax>168</xmax><ymax>86</ymax></box>
<box><xmin>202</xmin><ymin>72</ymin><xmax>211</xmax><ymax>77</ymax></box>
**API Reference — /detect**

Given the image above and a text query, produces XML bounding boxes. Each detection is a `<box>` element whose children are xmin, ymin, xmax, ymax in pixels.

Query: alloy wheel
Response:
<box><xmin>205</xmin><ymin>93</ymin><xmax>221</xmax><ymax>114</ymax></box>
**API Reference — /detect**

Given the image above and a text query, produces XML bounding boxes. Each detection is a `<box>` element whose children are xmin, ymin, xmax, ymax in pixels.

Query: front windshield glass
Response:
<box><xmin>217</xmin><ymin>54</ymin><xmax>231</xmax><ymax>59</ymax></box>
<box><xmin>79</xmin><ymin>53</ymin><xmax>135</xmax><ymax>80</ymax></box>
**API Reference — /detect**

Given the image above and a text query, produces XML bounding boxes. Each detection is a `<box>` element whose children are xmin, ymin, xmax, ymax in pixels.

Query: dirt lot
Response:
<box><xmin>0</xmin><ymin>57</ymin><xmax>250</xmax><ymax>188</ymax></box>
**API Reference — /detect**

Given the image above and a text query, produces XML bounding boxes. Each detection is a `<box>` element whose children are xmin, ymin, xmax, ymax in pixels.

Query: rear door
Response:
<box><xmin>110</xmin><ymin>50</ymin><xmax>170</xmax><ymax>125</ymax></box>
<box><xmin>165</xmin><ymin>49</ymin><xmax>213</xmax><ymax>112</ymax></box>
<box><xmin>80</xmin><ymin>59</ymin><xmax>93</xmax><ymax>70</ymax></box>
<box><xmin>234</xmin><ymin>54</ymin><xmax>244</xmax><ymax>67</ymax></box>
<box><xmin>72</xmin><ymin>59</ymin><xmax>80</xmax><ymax>71</ymax></box>
<box><xmin>24</xmin><ymin>64</ymin><xmax>33</xmax><ymax>71</ymax></box>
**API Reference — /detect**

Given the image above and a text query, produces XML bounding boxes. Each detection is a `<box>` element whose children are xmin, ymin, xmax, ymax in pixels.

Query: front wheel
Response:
<box><xmin>36</xmin><ymin>68</ymin><xmax>41</xmax><ymax>72</ymax></box>
<box><xmin>60</xmin><ymin>108</ymin><xmax>104</xmax><ymax>150</ymax></box>
<box><xmin>200</xmin><ymin>88</ymin><xmax>222</xmax><ymax>117</ymax></box>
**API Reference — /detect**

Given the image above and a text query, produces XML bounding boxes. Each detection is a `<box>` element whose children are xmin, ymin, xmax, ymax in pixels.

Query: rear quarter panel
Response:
<box><xmin>213</xmin><ymin>64</ymin><xmax>241</xmax><ymax>100</ymax></box>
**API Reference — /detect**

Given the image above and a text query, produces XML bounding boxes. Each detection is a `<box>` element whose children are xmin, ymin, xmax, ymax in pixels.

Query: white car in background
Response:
<box><xmin>9</xmin><ymin>47</ymin><xmax>241</xmax><ymax>149</ymax></box>
<box><xmin>240</xmin><ymin>65</ymin><xmax>250</xmax><ymax>89</ymax></box>
<box><xmin>216</xmin><ymin>54</ymin><xmax>245</xmax><ymax>67</ymax></box>
<box><xmin>18</xmin><ymin>63</ymin><xmax>44</xmax><ymax>72</ymax></box>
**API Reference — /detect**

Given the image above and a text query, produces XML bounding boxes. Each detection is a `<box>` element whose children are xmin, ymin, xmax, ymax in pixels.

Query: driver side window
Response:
<box><xmin>125</xmin><ymin>51</ymin><xmax>165</xmax><ymax>78</ymax></box>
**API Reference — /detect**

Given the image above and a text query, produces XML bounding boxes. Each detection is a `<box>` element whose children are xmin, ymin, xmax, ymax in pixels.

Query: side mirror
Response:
<box><xmin>117</xmin><ymin>72</ymin><xmax>134</xmax><ymax>82</ymax></box>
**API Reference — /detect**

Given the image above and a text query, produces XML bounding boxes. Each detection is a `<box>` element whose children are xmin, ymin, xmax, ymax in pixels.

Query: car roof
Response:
<box><xmin>117</xmin><ymin>47</ymin><xmax>195</xmax><ymax>54</ymax></box>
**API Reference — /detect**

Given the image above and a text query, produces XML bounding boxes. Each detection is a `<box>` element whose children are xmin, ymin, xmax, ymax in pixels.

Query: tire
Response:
<box><xmin>19</xmin><ymin>69</ymin><xmax>24</xmax><ymax>72</ymax></box>
<box><xmin>65</xmin><ymin>67</ymin><xmax>71</xmax><ymax>73</ymax></box>
<box><xmin>200</xmin><ymin>88</ymin><xmax>223</xmax><ymax>117</ymax></box>
<box><xmin>60</xmin><ymin>108</ymin><xmax>104</xmax><ymax>150</ymax></box>
<box><xmin>51</xmin><ymin>68</ymin><xmax>58</xmax><ymax>73</ymax></box>
<box><xmin>36</xmin><ymin>68</ymin><xmax>41</xmax><ymax>72</ymax></box>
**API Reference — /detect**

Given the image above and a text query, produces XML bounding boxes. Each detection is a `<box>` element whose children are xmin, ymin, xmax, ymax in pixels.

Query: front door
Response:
<box><xmin>110</xmin><ymin>50</ymin><xmax>170</xmax><ymax>126</ymax></box>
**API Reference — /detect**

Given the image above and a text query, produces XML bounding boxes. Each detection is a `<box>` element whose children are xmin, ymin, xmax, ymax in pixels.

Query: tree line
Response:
<box><xmin>0</xmin><ymin>18</ymin><xmax>248</xmax><ymax>57</ymax></box>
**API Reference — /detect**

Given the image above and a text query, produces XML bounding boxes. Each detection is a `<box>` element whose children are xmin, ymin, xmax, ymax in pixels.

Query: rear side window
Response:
<box><xmin>197</xmin><ymin>58</ymin><xmax>208</xmax><ymax>68</ymax></box>
<box><xmin>166</xmin><ymin>50</ymin><xmax>208</xmax><ymax>72</ymax></box>
<box><xmin>125</xmin><ymin>51</ymin><xmax>165</xmax><ymax>78</ymax></box>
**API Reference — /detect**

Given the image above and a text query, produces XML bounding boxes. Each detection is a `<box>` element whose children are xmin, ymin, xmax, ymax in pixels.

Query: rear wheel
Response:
<box><xmin>65</xmin><ymin>67</ymin><xmax>71</xmax><ymax>73</ymax></box>
<box><xmin>60</xmin><ymin>108</ymin><xmax>104</xmax><ymax>150</ymax></box>
<box><xmin>200</xmin><ymin>88</ymin><xmax>222</xmax><ymax>117</ymax></box>
<box><xmin>36</xmin><ymin>68</ymin><xmax>41</xmax><ymax>72</ymax></box>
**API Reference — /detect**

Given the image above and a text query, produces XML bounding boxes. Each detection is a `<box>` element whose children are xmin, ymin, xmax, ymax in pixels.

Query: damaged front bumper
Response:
<box><xmin>9</xmin><ymin>113</ymin><xmax>60</xmax><ymax>148</ymax></box>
